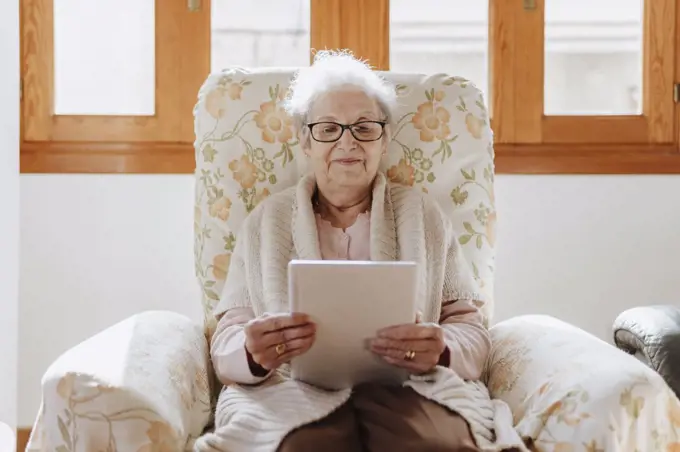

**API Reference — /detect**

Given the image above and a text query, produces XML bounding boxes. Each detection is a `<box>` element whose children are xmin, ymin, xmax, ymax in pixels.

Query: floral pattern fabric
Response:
<box><xmin>27</xmin><ymin>67</ymin><xmax>680</xmax><ymax>451</ymax></box>
<box><xmin>26</xmin><ymin>312</ymin><xmax>211</xmax><ymax>452</ymax></box>
<box><xmin>488</xmin><ymin>315</ymin><xmax>680</xmax><ymax>451</ymax></box>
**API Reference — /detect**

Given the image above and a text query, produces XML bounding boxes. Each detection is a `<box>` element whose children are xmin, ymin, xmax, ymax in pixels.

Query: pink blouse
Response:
<box><xmin>211</xmin><ymin>213</ymin><xmax>490</xmax><ymax>385</ymax></box>
<box><xmin>315</xmin><ymin>212</ymin><xmax>371</xmax><ymax>260</ymax></box>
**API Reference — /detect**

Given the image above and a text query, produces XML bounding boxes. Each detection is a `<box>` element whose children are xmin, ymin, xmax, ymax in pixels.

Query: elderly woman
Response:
<box><xmin>198</xmin><ymin>51</ymin><xmax>501</xmax><ymax>452</ymax></box>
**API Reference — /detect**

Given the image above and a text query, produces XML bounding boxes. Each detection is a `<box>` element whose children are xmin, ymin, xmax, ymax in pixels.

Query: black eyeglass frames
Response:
<box><xmin>306</xmin><ymin>120</ymin><xmax>387</xmax><ymax>143</ymax></box>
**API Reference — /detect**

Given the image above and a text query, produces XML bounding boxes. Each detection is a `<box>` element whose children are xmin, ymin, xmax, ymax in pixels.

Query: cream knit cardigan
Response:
<box><xmin>194</xmin><ymin>172</ymin><xmax>527</xmax><ymax>452</ymax></box>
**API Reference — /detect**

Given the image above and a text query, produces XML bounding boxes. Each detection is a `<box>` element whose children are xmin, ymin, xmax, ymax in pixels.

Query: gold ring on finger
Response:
<box><xmin>275</xmin><ymin>343</ymin><xmax>287</xmax><ymax>356</ymax></box>
<box><xmin>404</xmin><ymin>350</ymin><xmax>416</xmax><ymax>361</ymax></box>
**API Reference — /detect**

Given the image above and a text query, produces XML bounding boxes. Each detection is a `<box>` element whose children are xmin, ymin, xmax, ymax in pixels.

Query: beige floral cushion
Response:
<box><xmin>193</xmin><ymin>67</ymin><xmax>496</xmax><ymax>334</ymax></box>
<box><xmin>26</xmin><ymin>311</ymin><xmax>211</xmax><ymax>452</ymax></box>
<box><xmin>488</xmin><ymin>315</ymin><xmax>680</xmax><ymax>450</ymax></box>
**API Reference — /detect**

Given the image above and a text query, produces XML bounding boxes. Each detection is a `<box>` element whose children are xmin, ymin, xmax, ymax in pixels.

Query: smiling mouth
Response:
<box><xmin>334</xmin><ymin>158</ymin><xmax>364</xmax><ymax>165</ymax></box>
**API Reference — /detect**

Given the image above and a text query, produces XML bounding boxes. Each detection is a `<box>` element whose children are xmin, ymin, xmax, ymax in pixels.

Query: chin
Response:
<box><xmin>332</xmin><ymin>169</ymin><xmax>370</xmax><ymax>186</ymax></box>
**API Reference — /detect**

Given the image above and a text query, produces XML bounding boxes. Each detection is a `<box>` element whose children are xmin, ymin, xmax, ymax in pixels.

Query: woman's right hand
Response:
<box><xmin>244</xmin><ymin>312</ymin><xmax>316</xmax><ymax>372</ymax></box>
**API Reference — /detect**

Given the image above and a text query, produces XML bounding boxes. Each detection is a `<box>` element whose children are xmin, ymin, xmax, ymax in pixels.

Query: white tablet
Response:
<box><xmin>288</xmin><ymin>259</ymin><xmax>418</xmax><ymax>390</ymax></box>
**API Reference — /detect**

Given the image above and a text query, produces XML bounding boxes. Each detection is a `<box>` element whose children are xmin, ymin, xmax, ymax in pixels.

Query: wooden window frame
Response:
<box><xmin>492</xmin><ymin>0</ymin><xmax>676</xmax><ymax>144</ymax></box>
<box><xmin>20</xmin><ymin>0</ymin><xmax>680</xmax><ymax>174</ymax></box>
<box><xmin>20</xmin><ymin>0</ymin><xmax>210</xmax><ymax>173</ymax></box>
<box><xmin>490</xmin><ymin>0</ymin><xmax>680</xmax><ymax>173</ymax></box>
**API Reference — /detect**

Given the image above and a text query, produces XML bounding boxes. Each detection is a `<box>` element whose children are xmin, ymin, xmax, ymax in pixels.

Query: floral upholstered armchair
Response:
<box><xmin>26</xmin><ymin>68</ymin><xmax>680</xmax><ymax>452</ymax></box>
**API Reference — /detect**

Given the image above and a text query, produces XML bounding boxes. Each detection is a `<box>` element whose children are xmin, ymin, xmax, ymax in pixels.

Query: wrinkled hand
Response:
<box><xmin>369</xmin><ymin>319</ymin><xmax>445</xmax><ymax>374</ymax></box>
<box><xmin>244</xmin><ymin>312</ymin><xmax>316</xmax><ymax>373</ymax></box>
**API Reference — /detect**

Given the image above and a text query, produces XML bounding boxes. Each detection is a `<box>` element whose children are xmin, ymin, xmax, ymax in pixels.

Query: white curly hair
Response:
<box><xmin>284</xmin><ymin>50</ymin><xmax>399</xmax><ymax>145</ymax></box>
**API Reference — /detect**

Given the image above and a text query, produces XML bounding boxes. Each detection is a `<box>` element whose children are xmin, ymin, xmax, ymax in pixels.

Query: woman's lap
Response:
<box><xmin>278</xmin><ymin>384</ymin><xmax>479</xmax><ymax>452</ymax></box>
<box><xmin>277</xmin><ymin>401</ymin><xmax>362</xmax><ymax>452</ymax></box>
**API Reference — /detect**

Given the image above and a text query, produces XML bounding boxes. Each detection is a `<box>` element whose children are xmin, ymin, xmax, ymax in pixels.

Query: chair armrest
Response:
<box><xmin>26</xmin><ymin>311</ymin><xmax>212</xmax><ymax>452</ymax></box>
<box><xmin>613</xmin><ymin>305</ymin><xmax>680</xmax><ymax>396</ymax></box>
<box><xmin>487</xmin><ymin>315</ymin><xmax>680</xmax><ymax>450</ymax></box>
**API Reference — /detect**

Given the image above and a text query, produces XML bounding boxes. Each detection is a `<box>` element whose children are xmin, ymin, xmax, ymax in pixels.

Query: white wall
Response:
<box><xmin>493</xmin><ymin>175</ymin><xmax>680</xmax><ymax>337</ymax></box>
<box><xmin>18</xmin><ymin>174</ymin><xmax>680</xmax><ymax>426</ymax></box>
<box><xmin>19</xmin><ymin>175</ymin><xmax>203</xmax><ymax>427</ymax></box>
<box><xmin>0</xmin><ymin>0</ymin><xmax>19</xmax><ymax>444</ymax></box>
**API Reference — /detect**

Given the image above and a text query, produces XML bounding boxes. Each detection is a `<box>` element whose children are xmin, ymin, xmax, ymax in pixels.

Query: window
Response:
<box><xmin>53</xmin><ymin>0</ymin><xmax>156</xmax><ymax>116</ymax></box>
<box><xmin>489</xmin><ymin>0</ymin><xmax>679</xmax><ymax>173</ymax></box>
<box><xmin>211</xmin><ymin>0</ymin><xmax>310</xmax><ymax>70</ymax></box>
<box><xmin>390</xmin><ymin>0</ymin><xmax>490</xmax><ymax>104</ymax></box>
<box><xmin>21</xmin><ymin>0</ymin><xmax>210</xmax><ymax>173</ymax></box>
<box><xmin>21</xmin><ymin>0</ymin><xmax>680</xmax><ymax>174</ymax></box>
<box><xmin>544</xmin><ymin>0</ymin><xmax>643</xmax><ymax>116</ymax></box>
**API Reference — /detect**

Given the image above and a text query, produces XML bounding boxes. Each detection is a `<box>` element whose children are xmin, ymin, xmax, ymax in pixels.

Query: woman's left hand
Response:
<box><xmin>369</xmin><ymin>322</ymin><xmax>446</xmax><ymax>374</ymax></box>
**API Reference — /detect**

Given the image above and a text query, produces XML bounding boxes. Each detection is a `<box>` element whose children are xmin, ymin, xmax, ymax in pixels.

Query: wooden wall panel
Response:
<box><xmin>310</xmin><ymin>0</ymin><xmax>389</xmax><ymax>70</ymax></box>
<box><xmin>676</xmin><ymin>0</ymin><xmax>680</xmax><ymax>147</ymax></box>
<box><xmin>643</xmin><ymin>0</ymin><xmax>676</xmax><ymax>142</ymax></box>
<box><xmin>489</xmin><ymin>0</ymin><xmax>544</xmax><ymax>144</ymax></box>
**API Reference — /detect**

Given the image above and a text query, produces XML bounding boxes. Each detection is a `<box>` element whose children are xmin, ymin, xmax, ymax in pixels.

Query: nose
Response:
<box><xmin>337</xmin><ymin>126</ymin><xmax>357</xmax><ymax>149</ymax></box>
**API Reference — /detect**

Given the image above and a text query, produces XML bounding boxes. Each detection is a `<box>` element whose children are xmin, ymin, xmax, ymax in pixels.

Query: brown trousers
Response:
<box><xmin>278</xmin><ymin>384</ymin><xmax>480</xmax><ymax>452</ymax></box>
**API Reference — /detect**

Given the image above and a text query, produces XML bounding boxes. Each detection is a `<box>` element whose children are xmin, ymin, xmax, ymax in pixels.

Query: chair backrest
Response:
<box><xmin>194</xmin><ymin>67</ymin><xmax>496</xmax><ymax>334</ymax></box>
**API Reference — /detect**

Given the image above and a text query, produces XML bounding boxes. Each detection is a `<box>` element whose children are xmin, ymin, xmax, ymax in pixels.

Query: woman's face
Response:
<box><xmin>302</xmin><ymin>89</ymin><xmax>389</xmax><ymax>192</ymax></box>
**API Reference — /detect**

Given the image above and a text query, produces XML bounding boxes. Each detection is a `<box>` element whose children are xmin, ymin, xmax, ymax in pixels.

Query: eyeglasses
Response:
<box><xmin>307</xmin><ymin>120</ymin><xmax>387</xmax><ymax>143</ymax></box>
